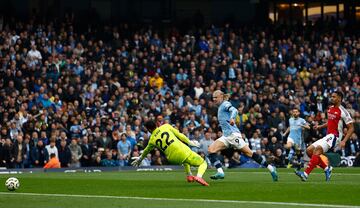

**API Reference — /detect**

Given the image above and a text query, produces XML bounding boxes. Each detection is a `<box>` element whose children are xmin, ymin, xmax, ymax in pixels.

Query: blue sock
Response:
<box><xmin>209</xmin><ymin>153</ymin><xmax>222</xmax><ymax>169</ymax></box>
<box><xmin>288</xmin><ymin>148</ymin><xmax>294</xmax><ymax>163</ymax></box>
<box><xmin>252</xmin><ymin>153</ymin><xmax>267</xmax><ymax>166</ymax></box>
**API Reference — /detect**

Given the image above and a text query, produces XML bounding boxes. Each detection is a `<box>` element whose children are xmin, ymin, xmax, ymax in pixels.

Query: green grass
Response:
<box><xmin>0</xmin><ymin>168</ymin><xmax>360</xmax><ymax>208</ymax></box>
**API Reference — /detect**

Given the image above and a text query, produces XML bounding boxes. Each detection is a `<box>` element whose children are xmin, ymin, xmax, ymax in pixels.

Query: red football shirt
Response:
<box><xmin>326</xmin><ymin>105</ymin><xmax>353</xmax><ymax>139</ymax></box>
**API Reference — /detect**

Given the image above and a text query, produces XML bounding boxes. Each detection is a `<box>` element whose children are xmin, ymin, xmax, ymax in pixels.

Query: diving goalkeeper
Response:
<box><xmin>132</xmin><ymin>120</ymin><xmax>209</xmax><ymax>186</ymax></box>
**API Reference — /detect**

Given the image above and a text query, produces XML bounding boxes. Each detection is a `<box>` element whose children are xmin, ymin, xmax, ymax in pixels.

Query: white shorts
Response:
<box><xmin>312</xmin><ymin>134</ymin><xmax>340</xmax><ymax>153</ymax></box>
<box><xmin>218</xmin><ymin>132</ymin><xmax>246</xmax><ymax>149</ymax></box>
<box><xmin>287</xmin><ymin>137</ymin><xmax>295</xmax><ymax>144</ymax></box>
<box><xmin>287</xmin><ymin>137</ymin><xmax>305</xmax><ymax>150</ymax></box>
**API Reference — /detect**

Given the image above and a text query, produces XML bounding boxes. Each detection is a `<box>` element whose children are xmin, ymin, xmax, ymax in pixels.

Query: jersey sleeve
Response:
<box><xmin>300</xmin><ymin>118</ymin><xmax>307</xmax><ymax>125</ymax></box>
<box><xmin>340</xmin><ymin>106</ymin><xmax>354</xmax><ymax>125</ymax></box>
<box><xmin>223</xmin><ymin>101</ymin><xmax>238</xmax><ymax>119</ymax></box>
<box><xmin>167</xmin><ymin>124</ymin><xmax>190</xmax><ymax>145</ymax></box>
<box><xmin>140</xmin><ymin>136</ymin><xmax>155</xmax><ymax>160</ymax></box>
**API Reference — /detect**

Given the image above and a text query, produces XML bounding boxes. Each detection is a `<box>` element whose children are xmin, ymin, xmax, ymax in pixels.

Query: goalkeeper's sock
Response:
<box><xmin>184</xmin><ymin>163</ymin><xmax>192</xmax><ymax>175</ymax></box>
<box><xmin>196</xmin><ymin>160</ymin><xmax>208</xmax><ymax>178</ymax></box>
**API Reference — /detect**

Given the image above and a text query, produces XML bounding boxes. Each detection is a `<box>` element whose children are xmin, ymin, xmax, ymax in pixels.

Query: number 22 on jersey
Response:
<box><xmin>156</xmin><ymin>132</ymin><xmax>174</xmax><ymax>151</ymax></box>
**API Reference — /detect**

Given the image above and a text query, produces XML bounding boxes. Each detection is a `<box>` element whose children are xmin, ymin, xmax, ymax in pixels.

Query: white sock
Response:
<box><xmin>217</xmin><ymin>168</ymin><xmax>224</xmax><ymax>174</ymax></box>
<box><xmin>267</xmin><ymin>164</ymin><xmax>274</xmax><ymax>172</ymax></box>
<box><xmin>196</xmin><ymin>173</ymin><xmax>203</xmax><ymax>178</ymax></box>
<box><xmin>324</xmin><ymin>166</ymin><xmax>332</xmax><ymax>172</ymax></box>
<box><xmin>304</xmin><ymin>172</ymin><xmax>308</xmax><ymax>177</ymax></box>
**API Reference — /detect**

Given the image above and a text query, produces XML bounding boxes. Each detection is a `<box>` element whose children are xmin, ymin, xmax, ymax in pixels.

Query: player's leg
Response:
<box><xmin>240</xmin><ymin>145</ymin><xmax>278</xmax><ymax>181</ymax></box>
<box><xmin>294</xmin><ymin>146</ymin><xmax>304</xmax><ymax>171</ymax></box>
<box><xmin>295</xmin><ymin>144</ymin><xmax>315</xmax><ymax>181</ymax></box>
<box><xmin>304</xmin><ymin>145</ymin><xmax>325</xmax><ymax>175</ymax></box>
<box><xmin>304</xmin><ymin>144</ymin><xmax>328</xmax><ymax>170</ymax></box>
<box><xmin>285</xmin><ymin>138</ymin><xmax>295</xmax><ymax>168</ymax></box>
<box><xmin>322</xmin><ymin>155</ymin><xmax>333</xmax><ymax>181</ymax></box>
<box><xmin>208</xmin><ymin>139</ymin><xmax>227</xmax><ymax>180</ymax></box>
<box><xmin>296</xmin><ymin>135</ymin><xmax>333</xmax><ymax>181</ymax></box>
<box><xmin>184</xmin><ymin>152</ymin><xmax>209</xmax><ymax>186</ymax></box>
<box><xmin>306</xmin><ymin>145</ymin><xmax>315</xmax><ymax>158</ymax></box>
<box><xmin>312</xmin><ymin>134</ymin><xmax>337</xmax><ymax>181</ymax></box>
<box><xmin>287</xmin><ymin>148</ymin><xmax>295</xmax><ymax>168</ymax></box>
<box><xmin>183</xmin><ymin>163</ymin><xmax>194</xmax><ymax>182</ymax></box>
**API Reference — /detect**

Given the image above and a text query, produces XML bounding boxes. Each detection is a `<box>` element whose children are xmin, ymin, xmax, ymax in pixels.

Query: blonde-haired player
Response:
<box><xmin>208</xmin><ymin>90</ymin><xmax>278</xmax><ymax>181</ymax></box>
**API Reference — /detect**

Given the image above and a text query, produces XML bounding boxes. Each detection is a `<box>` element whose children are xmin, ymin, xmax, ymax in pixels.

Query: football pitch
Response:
<box><xmin>0</xmin><ymin>168</ymin><xmax>360</xmax><ymax>208</ymax></box>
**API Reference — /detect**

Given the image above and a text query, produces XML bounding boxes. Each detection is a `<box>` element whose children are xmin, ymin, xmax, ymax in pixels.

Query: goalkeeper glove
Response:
<box><xmin>188</xmin><ymin>140</ymin><xmax>200</xmax><ymax>148</ymax></box>
<box><xmin>131</xmin><ymin>158</ymin><xmax>142</xmax><ymax>167</ymax></box>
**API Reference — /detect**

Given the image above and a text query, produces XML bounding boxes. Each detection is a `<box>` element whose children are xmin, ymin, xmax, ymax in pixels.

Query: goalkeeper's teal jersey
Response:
<box><xmin>141</xmin><ymin>124</ymin><xmax>193</xmax><ymax>164</ymax></box>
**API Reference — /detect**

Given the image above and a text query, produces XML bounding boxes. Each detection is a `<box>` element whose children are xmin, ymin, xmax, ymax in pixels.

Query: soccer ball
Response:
<box><xmin>5</xmin><ymin>177</ymin><xmax>20</xmax><ymax>191</ymax></box>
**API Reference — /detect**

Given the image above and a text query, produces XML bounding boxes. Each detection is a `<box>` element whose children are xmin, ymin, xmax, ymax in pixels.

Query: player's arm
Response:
<box><xmin>140</xmin><ymin>142</ymin><xmax>154</xmax><ymax>161</ymax></box>
<box><xmin>225</xmin><ymin>102</ymin><xmax>238</xmax><ymax>125</ymax></box>
<box><xmin>302</xmin><ymin>124</ymin><xmax>311</xmax><ymax>130</ymax></box>
<box><xmin>314</xmin><ymin>122</ymin><xmax>327</xmax><ymax>130</ymax></box>
<box><xmin>131</xmin><ymin>142</ymin><xmax>154</xmax><ymax>167</ymax></box>
<box><xmin>300</xmin><ymin>120</ymin><xmax>311</xmax><ymax>130</ymax></box>
<box><xmin>132</xmin><ymin>137</ymin><xmax>155</xmax><ymax>167</ymax></box>
<box><xmin>168</xmin><ymin>124</ymin><xmax>190</xmax><ymax>145</ymax></box>
<box><xmin>168</xmin><ymin>124</ymin><xmax>199</xmax><ymax>147</ymax></box>
<box><xmin>283</xmin><ymin>127</ymin><xmax>290</xmax><ymax>136</ymax></box>
<box><xmin>340</xmin><ymin>109</ymin><xmax>355</xmax><ymax>148</ymax></box>
<box><xmin>341</xmin><ymin>122</ymin><xmax>354</xmax><ymax>146</ymax></box>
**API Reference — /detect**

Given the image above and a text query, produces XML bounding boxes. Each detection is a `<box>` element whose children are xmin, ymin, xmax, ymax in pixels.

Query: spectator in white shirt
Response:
<box><xmin>45</xmin><ymin>137</ymin><xmax>58</xmax><ymax>159</ymax></box>
<box><xmin>27</xmin><ymin>44</ymin><xmax>42</xmax><ymax>67</ymax></box>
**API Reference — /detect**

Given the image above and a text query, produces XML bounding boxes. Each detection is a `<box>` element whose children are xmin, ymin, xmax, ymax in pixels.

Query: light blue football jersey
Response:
<box><xmin>218</xmin><ymin>101</ymin><xmax>240</xmax><ymax>137</ymax></box>
<box><xmin>288</xmin><ymin>117</ymin><xmax>307</xmax><ymax>144</ymax></box>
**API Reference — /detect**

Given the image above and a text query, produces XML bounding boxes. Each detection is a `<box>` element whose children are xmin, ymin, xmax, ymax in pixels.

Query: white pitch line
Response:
<box><xmin>0</xmin><ymin>192</ymin><xmax>359</xmax><ymax>208</ymax></box>
<box><xmin>226</xmin><ymin>172</ymin><xmax>360</xmax><ymax>176</ymax></box>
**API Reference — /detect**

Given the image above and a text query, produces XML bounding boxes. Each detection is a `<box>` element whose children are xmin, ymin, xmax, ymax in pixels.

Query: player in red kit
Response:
<box><xmin>295</xmin><ymin>91</ymin><xmax>354</xmax><ymax>181</ymax></box>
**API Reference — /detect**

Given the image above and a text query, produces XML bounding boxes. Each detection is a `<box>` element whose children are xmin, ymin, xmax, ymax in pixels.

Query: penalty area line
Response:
<box><xmin>0</xmin><ymin>192</ymin><xmax>359</xmax><ymax>208</ymax></box>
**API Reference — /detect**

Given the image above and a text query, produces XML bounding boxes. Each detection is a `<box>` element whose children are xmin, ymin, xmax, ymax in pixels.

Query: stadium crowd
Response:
<box><xmin>0</xmin><ymin>15</ymin><xmax>359</xmax><ymax>169</ymax></box>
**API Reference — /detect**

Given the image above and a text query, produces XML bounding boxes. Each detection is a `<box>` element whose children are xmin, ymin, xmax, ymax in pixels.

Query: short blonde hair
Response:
<box><xmin>213</xmin><ymin>90</ymin><xmax>231</xmax><ymax>101</ymax></box>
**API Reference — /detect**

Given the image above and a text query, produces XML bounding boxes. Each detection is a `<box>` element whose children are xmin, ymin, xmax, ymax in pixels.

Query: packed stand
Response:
<box><xmin>0</xmin><ymin>16</ymin><xmax>359</xmax><ymax>169</ymax></box>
